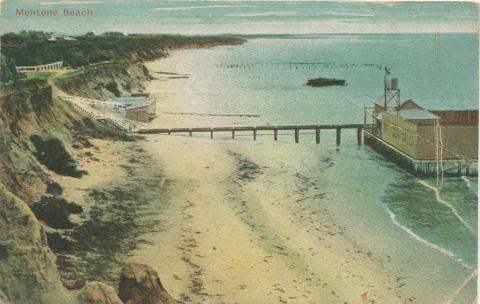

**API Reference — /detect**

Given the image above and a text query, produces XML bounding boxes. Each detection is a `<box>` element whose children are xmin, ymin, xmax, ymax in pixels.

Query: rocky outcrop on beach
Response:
<box><xmin>118</xmin><ymin>263</ymin><xmax>180</xmax><ymax>304</ymax></box>
<box><xmin>78</xmin><ymin>282</ymin><xmax>123</xmax><ymax>304</ymax></box>
<box><xmin>0</xmin><ymin>184</ymin><xmax>179</xmax><ymax>304</ymax></box>
<box><xmin>306</xmin><ymin>77</ymin><xmax>346</xmax><ymax>87</ymax></box>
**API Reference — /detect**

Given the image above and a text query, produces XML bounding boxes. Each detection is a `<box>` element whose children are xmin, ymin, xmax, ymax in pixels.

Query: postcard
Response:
<box><xmin>0</xmin><ymin>1</ymin><xmax>478</xmax><ymax>303</ymax></box>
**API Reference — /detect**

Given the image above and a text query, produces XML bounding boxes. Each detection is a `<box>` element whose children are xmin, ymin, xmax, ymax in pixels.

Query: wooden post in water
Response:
<box><xmin>167</xmin><ymin>129</ymin><xmax>171</xmax><ymax>135</ymax></box>
<box><xmin>357</xmin><ymin>127</ymin><xmax>362</xmax><ymax>145</ymax></box>
<box><xmin>294</xmin><ymin>128</ymin><xmax>299</xmax><ymax>143</ymax></box>
<box><xmin>336</xmin><ymin>127</ymin><xmax>341</xmax><ymax>146</ymax></box>
<box><xmin>315</xmin><ymin>128</ymin><xmax>320</xmax><ymax>144</ymax></box>
<box><xmin>253</xmin><ymin>128</ymin><xmax>257</xmax><ymax>141</ymax></box>
<box><xmin>210</xmin><ymin>129</ymin><xmax>214</xmax><ymax>139</ymax></box>
<box><xmin>232</xmin><ymin>129</ymin><xmax>235</xmax><ymax>139</ymax></box>
<box><xmin>274</xmin><ymin>128</ymin><xmax>278</xmax><ymax>141</ymax></box>
<box><xmin>189</xmin><ymin>129</ymin><xmax>192</xmax><ymax>137</ymax></box>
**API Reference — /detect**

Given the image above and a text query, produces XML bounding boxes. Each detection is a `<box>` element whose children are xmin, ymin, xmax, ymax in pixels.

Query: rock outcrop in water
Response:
<box><xmin>306</xmin><ymin>77</ymin><xmax>346</xmax><ymax>87</ymax></box>
<box><xmin>118</xmin><ymin>263</ymin><xmax>180</xmax><ymax>304</ymax></box>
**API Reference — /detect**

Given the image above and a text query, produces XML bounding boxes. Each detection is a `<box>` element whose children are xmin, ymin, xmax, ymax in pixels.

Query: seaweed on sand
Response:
<box><xmin>55</xmin><ymin>155</ymin><xmax>170</xmax><ymax>285</ymax></box>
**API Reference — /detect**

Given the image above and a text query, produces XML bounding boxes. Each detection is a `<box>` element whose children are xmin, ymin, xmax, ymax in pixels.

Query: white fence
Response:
<box><xmin>16</xmin><ymin>61</ymin><xmax>64</xmax><ymax>72</ymax></box>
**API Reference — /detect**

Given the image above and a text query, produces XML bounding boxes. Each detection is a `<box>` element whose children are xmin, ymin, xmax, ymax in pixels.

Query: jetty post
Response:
<box><xmin>274</xmin><ymin>128</ymin><xmax>278</xmax><ymax>141</ymax></box>
<box><xmin>357</xmin><ymin>127</ymin><xmax>362</xmax><ymax>145</ymax></box>
<box><xmin>232</xmin><ymin>129</ymin><xmax>235</xmax><ymax>139</ymax></box>
<box><xmin>315</xmin><ymin>128</ymin><xmax>320</xmax><ymax>144</ymax></box>
<box><xmin>336</xmin><ymin>127</ymin><xmax>341</xmax><ymax>146</ymax></box>
<box><xmin>294</xmin><ymin>128</ymin><xmax>299</xmax><ymax>143</ymax></box>
<box><xmin>253</xmin><ymin>128</ymin><xmax>257</xmax><ymax>140</ymax></box>
<box><xmin>210</xmin><ymin>128</ymin><xmax>214</xmax><ymax>139</ymax></box>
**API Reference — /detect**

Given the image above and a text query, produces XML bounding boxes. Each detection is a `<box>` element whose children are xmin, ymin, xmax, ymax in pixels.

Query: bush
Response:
<box><xmin>47</xmin><ymin>232</ymin><xmax>73</xmax><ymax>252</ymax></box>
<box><xmin>30</xmin><ymin>134</ymin><xmax>86</xmax><ymax>177</ymax></box>
<box><xmin>82</xmin><ymin>117</ymin><xmax>96</xmax><ymax>129</ymax></box>
<box><xmin>0</xmin><ymin>54</ymin><xmax>25</xmax><ymax>83</ymax></box>
<box><xmin>31</xmin><ymin>196</ymin><xmax>83</xmax><ymax>229</ymax></box>
<box><xmin>105</xmin><ymin>81</ymin><xmax>121</xmax><ymax>97</ymax></box>
<box><xmin>46</xmin><ymin>182</ymin><xmax>63</xmax><ymax>195</ymax></box>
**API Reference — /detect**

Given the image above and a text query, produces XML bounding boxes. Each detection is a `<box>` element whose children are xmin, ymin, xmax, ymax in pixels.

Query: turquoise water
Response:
<box><xmin>176</xmin><ymin>34</ymin><xmax>478</xmax><ymax>270</ymax></box>
<box><xmin>184</xmin><ymin>34</ymin><xmax>478</xmax><ymax>124</ymax></box>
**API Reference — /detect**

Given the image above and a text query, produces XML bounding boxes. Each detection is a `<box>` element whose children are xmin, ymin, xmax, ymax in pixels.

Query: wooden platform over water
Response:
<box><xmin>138</xmin><ymin>124</ymin><xmax>365</xmax><ymax>145</ymax></box>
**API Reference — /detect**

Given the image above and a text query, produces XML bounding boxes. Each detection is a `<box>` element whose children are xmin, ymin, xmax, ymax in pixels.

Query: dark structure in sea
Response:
<box><xmin>306</xmin><ymin>77</ymin><xmax>346</xmax><ymax>87</ymax></box>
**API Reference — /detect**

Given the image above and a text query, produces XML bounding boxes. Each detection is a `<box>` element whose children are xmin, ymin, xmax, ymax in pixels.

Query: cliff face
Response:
<box><xmin>0</xmin><ymin>79</ymin><xmax>123</xmax><ymax>304</ymax></box>
<box><xmin>0</xmin><ymin>184</ymin><xmax>77</xmax><ymax>304</ymax></box>
<box><xmin>0</xmin><ymin>59</ymin><xmax>182</xmax><ymax>303</ymax></box>
<box><xmin>55</xmin><ymin>60</ymin><xmax>152</xmax><ymax>99</ymax></box>
<box><xmin>1</xmin><ymin>80</ymin><xmax>62</xmax><ymax>202</ymax></box>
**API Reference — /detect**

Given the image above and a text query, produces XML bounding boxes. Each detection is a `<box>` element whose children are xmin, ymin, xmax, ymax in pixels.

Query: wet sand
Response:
<box><xmin>128</xmin><ymin>51</ymin><xmax>474</xmax><ymax>304</ymax></box>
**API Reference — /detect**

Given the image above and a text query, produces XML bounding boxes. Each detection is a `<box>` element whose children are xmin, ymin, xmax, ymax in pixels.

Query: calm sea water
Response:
<box><xmin>174</xmin><ymin>34</ymin><xmax>478</xmax><ymax>269</ymax></box>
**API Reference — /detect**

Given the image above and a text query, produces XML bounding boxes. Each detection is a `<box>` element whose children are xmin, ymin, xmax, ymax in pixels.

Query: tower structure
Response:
<box><xmin>383</xmin><ymin>67</ymin><xmax>400</xmax><ymax>110</ymax></box>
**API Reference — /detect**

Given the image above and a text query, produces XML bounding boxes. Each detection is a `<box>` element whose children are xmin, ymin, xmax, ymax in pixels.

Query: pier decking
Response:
<box><xmin>138</xmin><ymin>124</ymin><xmax>365</xmax><ymax>145</ymax></box>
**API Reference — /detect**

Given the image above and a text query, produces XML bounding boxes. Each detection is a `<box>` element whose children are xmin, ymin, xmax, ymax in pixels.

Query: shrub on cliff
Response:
<box><xmin>0</xmin><ymin>54</ymin><xmax>25</xmax><ymax>83</ymax></box>
<box><xmin>31</xmin><ymin>196</ymin><xmax>83</xmax><ymax>229</ymax></box>
<box><xmin>105</xmin><ymin>81</ymin><xmax>121</xmax><ymax>97</ymax></box>
<box><xmin>30</xmin><ymin>134</ymin><xmax>86</xmax><ymax>177</ymax></box>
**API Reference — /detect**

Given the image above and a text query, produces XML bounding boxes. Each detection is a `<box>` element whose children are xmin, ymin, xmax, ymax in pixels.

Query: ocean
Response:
<box><xmin>169</xmin><ymin>33</ymin><xmax>478</xmax><ymax>269</ymax></box>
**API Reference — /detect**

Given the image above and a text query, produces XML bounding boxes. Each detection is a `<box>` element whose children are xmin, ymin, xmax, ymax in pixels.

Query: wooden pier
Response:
<box><xmin>138</xmin><ymin>124</ymin><xmax>365</xmax><ymax>145</ymax></box>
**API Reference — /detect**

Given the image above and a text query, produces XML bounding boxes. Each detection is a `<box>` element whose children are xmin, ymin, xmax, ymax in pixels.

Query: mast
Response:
<box><xmin>384</xmin><ymin>66</ymin><xmax>390</xmax><ymax>111</ymax></box>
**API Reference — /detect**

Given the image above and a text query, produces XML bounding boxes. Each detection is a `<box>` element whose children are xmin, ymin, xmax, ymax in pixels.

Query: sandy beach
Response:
<box><xmin>125</xmin><ymin>50</ymin><xmax>474</xmax><ymax>304</ymax></box>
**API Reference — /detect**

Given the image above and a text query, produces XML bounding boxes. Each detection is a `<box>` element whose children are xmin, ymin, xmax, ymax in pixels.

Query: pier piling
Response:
<box><xmin>336</xmin><ymin>127</ymin><xmax>341</xmax><ymax>146</ymax></box>
<box><xmin>274</xmin><ymin>128</ymin><xmax>278</xmax><ymax>141</ymax></box>
<box><xmin>210</xmin><ymin>129</ymin><xmax>214</xmax><ymax>139</ymax></box>
<box><xmin>294</xmin><ymin>128</ymin><xmax>299</xmax><ymax>143</ymax></box>
<box><xmin>232</xmin><ymin>129</ymin><xmax>235</xmax><ymax>139</ymax></box>
<box><xmin>315</xmin><ymin>128</ymin><xmax>320</xmax><ymax>144</ymax></box>
<box><xmin>357</xmin><ymin>127</ymin><xmax>362</xmax><ymax>145</ymax></box>
<box><xmin>253</xmin><ymin>128</ymin><xmax>257</xmax><ymax>140</ymax></box>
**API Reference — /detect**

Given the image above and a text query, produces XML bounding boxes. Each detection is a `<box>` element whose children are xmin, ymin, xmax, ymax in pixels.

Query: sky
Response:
<box><xmin>0</xmin><ymin>0</ymin><xmax>478</xmax><ymax>35</ymax></box>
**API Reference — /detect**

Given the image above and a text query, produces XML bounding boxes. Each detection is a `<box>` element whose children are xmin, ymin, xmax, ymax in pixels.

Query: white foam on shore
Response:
<box><xmin>418</xmin><ymin>180</ymin><xmax>476</xmax><ymax>235</ymax></box>
<box><xmin>383</xmin><ymin>205</ymin><xmax>472</xmax><ymax>270</ymax></box>
<box><xmin>444</xmin><ymin>269</ymin><xmax>477</xmax><ymax>304</ymax></box>
<box><xmin>461</xmin><ymin>176</ymin><xmax>478</xmax><ymax>196</ymax></box>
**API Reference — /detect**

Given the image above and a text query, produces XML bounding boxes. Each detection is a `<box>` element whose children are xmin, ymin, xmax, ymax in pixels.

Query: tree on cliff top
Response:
<box><xmin>0</xmin><ymin>54</ymin><xmax>24</xmax><ymax>83</ymax></box>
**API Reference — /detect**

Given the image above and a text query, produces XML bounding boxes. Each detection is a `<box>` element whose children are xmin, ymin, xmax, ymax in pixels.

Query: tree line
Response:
<box><xmin>1</xmin><ymin>31</ymin><xmax>244</xmax><ymax>83</ymax></box>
